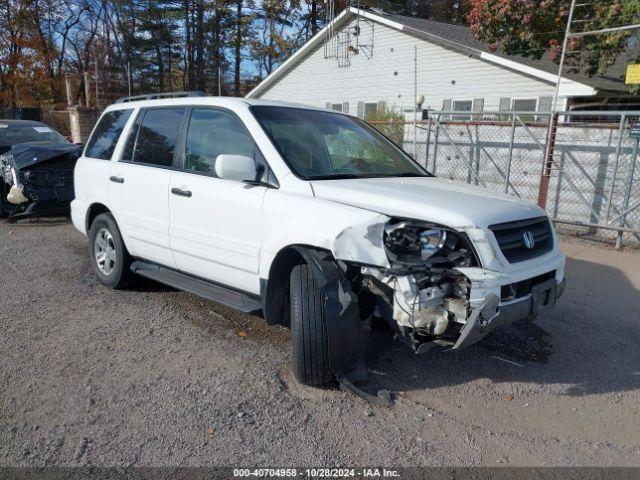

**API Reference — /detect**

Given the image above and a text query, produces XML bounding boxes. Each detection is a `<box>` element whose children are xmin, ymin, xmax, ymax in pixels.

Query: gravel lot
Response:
<box><xmin>1</xmin><ymin>218</ymin><xmax>639</xmax><ymax>467</ymax></box>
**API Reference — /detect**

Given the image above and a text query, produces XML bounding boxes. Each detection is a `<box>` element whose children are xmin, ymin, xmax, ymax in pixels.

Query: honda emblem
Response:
<box><xmin>523</xmin><ymin>231</ymin><xmax>535</xmax><ymax>250</ymax></box>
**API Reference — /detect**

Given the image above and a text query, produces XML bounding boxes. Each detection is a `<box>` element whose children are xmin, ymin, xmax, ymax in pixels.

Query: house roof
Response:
<box><xmin>248</xmin><ymin>7</ymin><xmax>631</xmax><ymax>99</ymax></box>
<box><xmin>385</xmin><ymin>12</ymin><xmax>630</xmax><ymax>94</ymax></box>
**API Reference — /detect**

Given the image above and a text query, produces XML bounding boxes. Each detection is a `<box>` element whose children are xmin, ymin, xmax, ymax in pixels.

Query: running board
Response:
<box><xmin>130</xmin><ymin>261</ymin><xmax>262</xmax><ymax>313</ymax></box>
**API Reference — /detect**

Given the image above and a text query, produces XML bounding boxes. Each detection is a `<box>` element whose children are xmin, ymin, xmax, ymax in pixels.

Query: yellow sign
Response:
<box><xmin>626</xmin><ymin>64</ymin><xmax>640</xmax><ymax>85</ymax></box>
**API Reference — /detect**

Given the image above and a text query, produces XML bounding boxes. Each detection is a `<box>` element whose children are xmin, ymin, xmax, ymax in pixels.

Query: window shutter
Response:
<box><xmin>472</xmin><ymin>98</ymin><xmax>484</xmax><ymax>119</ymax></box>
<box><xmin>342</xmin><ymin>102</ymin><xmax>350</xmax><ymax>114</ymax></box>
<box><xmin>357</xmin><ymin>101</ymin><xmax>364</xmax><ymax>119</ymax></box>
<box><xmin>538</xmin><ymin>96</ymin><xmax>553</xmax><ymax>112</ymax></box>
<box><xmin>377</xmin><ymin>101</ymin><xmax>386</xmax><ymax>114</ymax></box>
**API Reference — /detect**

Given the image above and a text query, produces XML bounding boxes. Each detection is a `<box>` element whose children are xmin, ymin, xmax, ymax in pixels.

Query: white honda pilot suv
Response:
<box><xmin>72</xmin><ymin>93</ymin><xmax>565</xmax><ymax>390</ymax></box>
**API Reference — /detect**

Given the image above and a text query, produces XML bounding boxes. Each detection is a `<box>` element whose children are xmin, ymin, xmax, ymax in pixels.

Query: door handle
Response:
<box><xmin>171</xmin><ymin>187</ymin><xmax>192</xmax><ymax>198</ymax></box>
<box><xmin>109</xmin><ymin>176</ymin><xmax>125</xmax><ymax>184</ymax></box>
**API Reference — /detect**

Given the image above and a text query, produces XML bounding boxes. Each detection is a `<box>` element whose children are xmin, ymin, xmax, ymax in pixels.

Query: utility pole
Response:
<box><xmin>413</xmin><ymin>46</ymin><xmax>418</xmax><ymax>158</ymax></box>
<box><xmin>539</xmin><ymin>0</ymin><xmax>577</xmax><ymax>209</ymax></box>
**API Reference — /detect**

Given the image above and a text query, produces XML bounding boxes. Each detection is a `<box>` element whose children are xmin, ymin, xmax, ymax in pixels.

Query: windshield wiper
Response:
<box><xmin>393</xmin><ymin>171</ymin><xmax>429</xmax><ymax>178</ymax></box>
<box><xmin>310</xmin><ymin>173</ymin><xmax>368</xmax><ymax>180</ymax></box>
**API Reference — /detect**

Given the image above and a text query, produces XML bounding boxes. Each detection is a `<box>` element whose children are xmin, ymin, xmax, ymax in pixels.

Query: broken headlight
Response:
<box><xmin>1</xmin><ymin>154</ymin><xmax>15</xmax><ymax>185</ymax></box>
<box><xmin>384</xmin><ymin>220</ymin><xmax>475</xmax><ymax>267</ymax></box>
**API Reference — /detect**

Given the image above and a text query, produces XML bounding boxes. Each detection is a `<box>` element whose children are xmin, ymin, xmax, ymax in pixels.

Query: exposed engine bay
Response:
<box><xmin>353</xmin><ymin>219</ymin><xmax>486</xmax><ymax>353</ymax></box>
<box><xmin>0</xmin><ymin>142</ymin><xmax>82</xmax><ymax>220</ymax></box>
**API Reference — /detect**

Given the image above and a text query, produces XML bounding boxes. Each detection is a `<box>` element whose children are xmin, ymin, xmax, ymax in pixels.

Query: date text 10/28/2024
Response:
<box><xmin>233</xmin><ymin>469</ymin><xmax>401</xmax><ymax>478</ymax></box>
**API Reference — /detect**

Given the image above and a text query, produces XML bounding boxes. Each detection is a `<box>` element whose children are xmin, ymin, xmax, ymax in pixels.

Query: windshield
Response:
<box><xmin>251</xmin><ymin>106</ymin><xmax>430</xmax><ymax>180</ymax></box>
<box><xmin>0</xmin><ymin>123</ymin><xmax>68</xmax><ymax>148</ymax></box>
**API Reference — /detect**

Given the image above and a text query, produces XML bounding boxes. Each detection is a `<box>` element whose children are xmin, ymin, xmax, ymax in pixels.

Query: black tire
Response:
<box><xmin>290</xmin><ymin>263</ymin><xmax>332</xmax><ymax>386</ymax></box>
<box><xmin>88</xmin><ymin>213</ymin><xmax>134</xmax><ymax>289</ymax></box>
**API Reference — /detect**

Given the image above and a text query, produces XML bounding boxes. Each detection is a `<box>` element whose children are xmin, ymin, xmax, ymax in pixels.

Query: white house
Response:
<box><xmin>247</xmin><ymin>7</ymin><xmax>631</xmax><ymax>117</ymax></box>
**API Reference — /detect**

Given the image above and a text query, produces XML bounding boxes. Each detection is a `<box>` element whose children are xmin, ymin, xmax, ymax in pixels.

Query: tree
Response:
<box><xmin>467</xmin><ymin>0</ymin><xmax>640</xmax><ymax>87</ymax></box>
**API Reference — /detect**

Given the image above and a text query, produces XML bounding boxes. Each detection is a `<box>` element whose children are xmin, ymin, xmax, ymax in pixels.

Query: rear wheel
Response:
<box><xmin>289</xmin><ymin>263</ymin><xmax>332</xmax><ymax>386</ymax></box>
<box><xmin>88</xmin><ymin>213</ymin><xmax>134</xmax><ymax>289</ymax></box>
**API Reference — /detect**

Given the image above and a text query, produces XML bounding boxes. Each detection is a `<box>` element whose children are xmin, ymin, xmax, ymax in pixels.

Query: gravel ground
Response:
<box><xmin>1</xmin><ymin>218</ymin><xmax>639</xmax><ymax>467</ymax></box>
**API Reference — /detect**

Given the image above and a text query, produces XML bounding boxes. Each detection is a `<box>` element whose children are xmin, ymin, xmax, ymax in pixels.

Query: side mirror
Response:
<box><xmin>215</xmin><ymin>154</ymin><xmax>257</xmax><ymax>182</ymax></box>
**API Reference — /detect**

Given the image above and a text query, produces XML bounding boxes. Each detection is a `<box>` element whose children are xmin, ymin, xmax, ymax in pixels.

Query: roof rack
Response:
<box><xmin>115</xmin><ymin>91</ymin><xmax>208</xmax><ymax>104</ymax></box>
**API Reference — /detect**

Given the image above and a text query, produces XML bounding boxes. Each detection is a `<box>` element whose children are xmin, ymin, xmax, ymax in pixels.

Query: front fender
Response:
<box><xmin>259</xmin><ymin>190</ymin><xmax>390</xmax><ymax>279</ymax></box>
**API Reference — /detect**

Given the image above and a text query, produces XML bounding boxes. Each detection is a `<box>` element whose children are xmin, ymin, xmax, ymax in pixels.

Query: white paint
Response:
<box><xmin>108</xmin><ymin>161</ymin><xmax>175</xmax><ymax>267</ymax></box>
<box><xmin>479</xmin><ymin>52</ymin><xmax>596</xmax><ymax>97</ymax></box>
<box><xmin>249</xmin><ymin>9</ymin><xmax>597</xmax><ymax>112</ymax></box>
<box><xmin>169</xmin><ymin>171</ymin><xmax>267</xmax><ymax>293</ymax></box>
<box><xmin>311</xmin><ymin>176</ymin><xmax>544</xmax><ymax>228</ymax></box>
<box><xmin>72</xmin><ymin>96</ymin><xmax>565</xmax><ymax>303</ymax></box>
<box><xmin>215</xmin><ymin>154</ymin><xmax>257</xmax><ymax>182</ymax></box>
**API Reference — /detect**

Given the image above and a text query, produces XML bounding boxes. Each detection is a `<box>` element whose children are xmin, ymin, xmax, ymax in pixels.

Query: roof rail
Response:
<box><xmin>115</xmin><ymin>91</ymin><xmax>208</xmax><ymax>104</ymax></box>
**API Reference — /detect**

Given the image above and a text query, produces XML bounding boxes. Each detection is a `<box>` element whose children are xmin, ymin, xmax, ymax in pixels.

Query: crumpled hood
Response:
<box><xmin>311</xmin><ymin>176</ymin><xmax>546</xmax><ymax>229</ymax></box>
<box><xmin>9</xmin><ymin>142</ymin><xmax>83</xmax><ymax>169</ymax></box>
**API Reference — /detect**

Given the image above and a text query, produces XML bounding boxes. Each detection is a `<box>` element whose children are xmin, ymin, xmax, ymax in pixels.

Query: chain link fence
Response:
<box><xmin>370</xmin><ymin>110</ymin><xmax>640</xmax><ymax>248</ymax></box>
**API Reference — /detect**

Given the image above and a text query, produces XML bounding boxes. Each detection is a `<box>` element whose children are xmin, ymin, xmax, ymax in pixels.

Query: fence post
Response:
<box><xmin>432</xmin><ymin>114</ymin><xmax>441</xmax><ymax>175</ymax></box>
<box><xmin>538</xmin><ymin>112</ymin><xmax>559</xmax><ymax>209</ymax></box>
<box><xmin>553</xmin><ymin>152</ymin><xmax>565</xmax><ymax>219</ymax></box>
<box><xmin>474</xmin><ymin>124</ymin><xmax>481</xmax><ymax>186</ymax></box>
<box><xmin>425</xmin><ymin>115</ymin><xmax>433</xmax><ymax>170</ymax></box>
<box><xmin>616</xmin><ymin>137</ymin><xmax>640</xmax><ymax>249</ymax></box>
<box><xmin>505</xmin><ymin>113</ymin><xmax>517</xmax><ymax>193</ymax></box>
<box><xmin>605</xmin><ymin>115</ymin><xmax>626</xmax><ymax>223</ymax></box>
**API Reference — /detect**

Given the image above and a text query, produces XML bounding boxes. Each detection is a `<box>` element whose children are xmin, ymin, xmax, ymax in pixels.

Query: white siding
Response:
<box><xmin>258</xmin><ymin>18</ymin><xmax>560</xmax><ymax>113</ymax></box>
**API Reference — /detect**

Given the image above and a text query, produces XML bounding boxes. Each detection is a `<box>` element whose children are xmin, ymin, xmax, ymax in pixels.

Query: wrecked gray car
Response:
<box><xmin>0</xmin><ymin>120</ymin><xmax>82</xmax><ymax>221</ymax></box>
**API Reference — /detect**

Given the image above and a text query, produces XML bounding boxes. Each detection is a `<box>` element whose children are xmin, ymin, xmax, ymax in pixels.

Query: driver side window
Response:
<box><xmin>185</xmin><ymin>108</ymin><xmax>260</xmax><ymax>176</ymax></box>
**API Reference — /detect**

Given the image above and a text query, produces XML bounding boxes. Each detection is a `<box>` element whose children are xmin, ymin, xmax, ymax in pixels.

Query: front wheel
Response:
<box><xmin>88</xmin><ymin>213</ymin><xmax>134</xmax><ymax>289</ymax></box>
<box><xmin>289</xmin><ymin>263</ymin><xmax>332</xmax><ymax>386</ymax></box>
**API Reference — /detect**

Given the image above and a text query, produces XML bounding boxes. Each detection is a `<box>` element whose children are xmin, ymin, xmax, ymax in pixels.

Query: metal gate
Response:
<box><xmin>375</xmin><ymin>111</ymin><xmax>640</xmax><ymax>248</ymax></box>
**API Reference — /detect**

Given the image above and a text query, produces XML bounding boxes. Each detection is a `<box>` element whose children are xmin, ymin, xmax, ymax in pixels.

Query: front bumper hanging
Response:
<box><xmin>453</xmin><ymin>278</ymin><xmax>566</xmax><ymax>350</ymax></box>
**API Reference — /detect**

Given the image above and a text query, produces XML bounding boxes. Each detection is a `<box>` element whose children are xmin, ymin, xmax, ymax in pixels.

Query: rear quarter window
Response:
<box><xmin>85</xmin><ymin>109</ymin><xmax>133</xmax><ymax>160</ymax></box>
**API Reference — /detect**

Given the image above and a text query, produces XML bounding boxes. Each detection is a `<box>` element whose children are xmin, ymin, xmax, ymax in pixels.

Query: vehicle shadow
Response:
<box><xmin>366</xmin><ymin>256</ymin><xmax>640</xmax><ymax>398</ymax></box>
<box><xmin>1</xmin><ymin>216</ymin><xmax>70</xmax><ymax>227</ymax></box>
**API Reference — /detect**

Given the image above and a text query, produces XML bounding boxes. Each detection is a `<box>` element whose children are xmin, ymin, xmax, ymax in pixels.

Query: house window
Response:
<box><xmin>512</xmin><ymin>98</ymin><xmax>537</xmax><ymax>111</ymax></box>
<box><xmin>364</xmin><ymin>102</ymin><xmax>378</xmax><ymax>120</ymax></box>
<box><xmin>452</xmin><ymin>100</ymin><xmax>473</xmax><ymax>120</ymax></box>
<box><xmin>512</xmin><ymin>98</ymin><xmax>538</xmax><ymax>122</ymax></box>
<box><xmin>331</xmin><ymin>103</ymin><xmax>343</xmax><ymax>112</ymax></box>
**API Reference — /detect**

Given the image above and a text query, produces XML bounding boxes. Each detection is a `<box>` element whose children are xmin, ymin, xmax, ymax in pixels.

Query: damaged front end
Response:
<box><xmin>335</xmin><ymin>218</ymin><xmax>563</xmax><ymax>357</ymax></box>
<box><xmin>0</xmin><ymin>143</ymin><xmax>82</xmax><ymax>220</ymax></box>
<box><xmin>356</xmin><ymin>220</ymin><xmax>482</xmax><ymax>353</ymax></box>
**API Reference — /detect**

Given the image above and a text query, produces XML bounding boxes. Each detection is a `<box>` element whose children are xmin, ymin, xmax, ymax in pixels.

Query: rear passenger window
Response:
<box><xmin>85</xmin><ymin>109</ymin><xmax>133</xmax><ymax>160</ymax></box>
<box><xmin>184</xmin><ymin>108</ymin><xmax>260</xmax><ymax>175</ymax></box>
<box><xmin>127</xmin><ymin>107</ymin><xmax>185</xmax><ymax>167</ymax></box>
